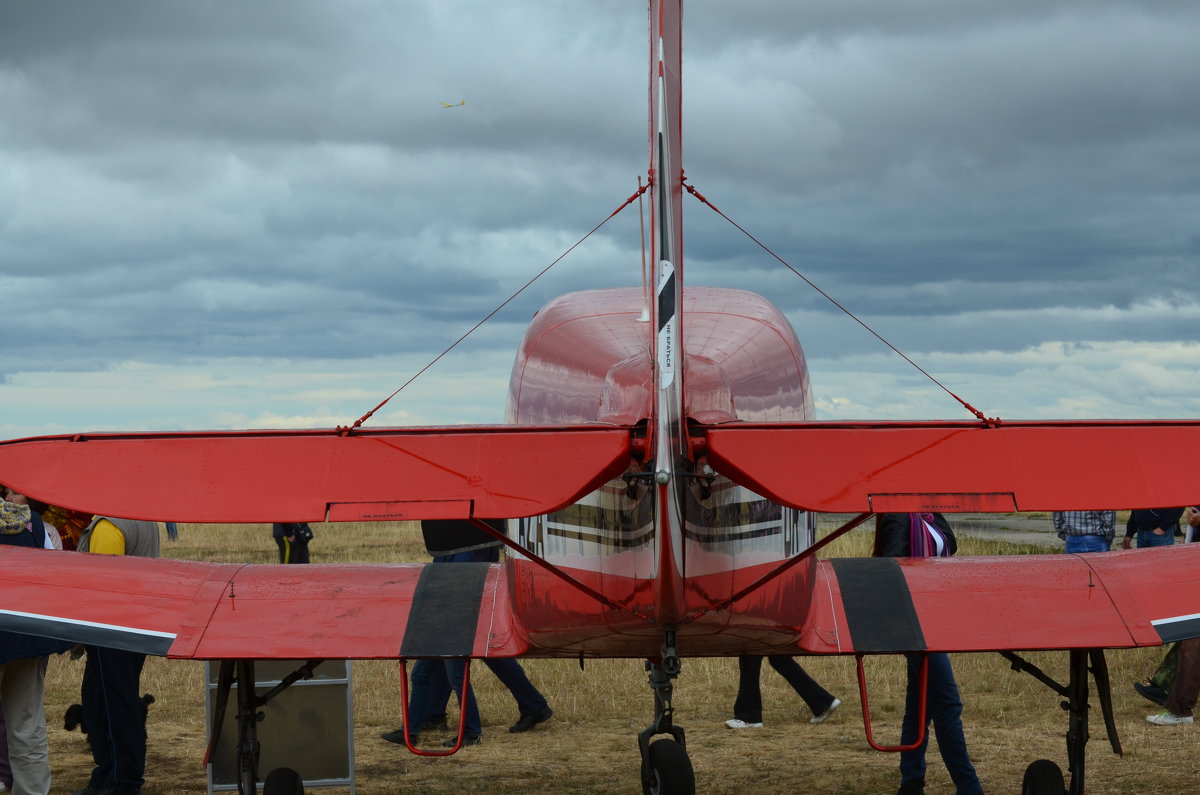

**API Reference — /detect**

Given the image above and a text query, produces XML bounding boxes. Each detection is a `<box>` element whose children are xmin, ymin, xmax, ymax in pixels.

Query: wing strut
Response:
<box><xmin>466</xmin><ymin>519</ymin><xmax>652</xmax><ymax>622</ymax></box>
<box><xmin>685</xmin><ymin>512</ymin><xmax>873</xmax><ymax>621</ymax></box>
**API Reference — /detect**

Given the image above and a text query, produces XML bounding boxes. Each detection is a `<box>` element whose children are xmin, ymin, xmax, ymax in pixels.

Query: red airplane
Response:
<box><xmin>2</xmin><ymin>3</ymin><xmax>1200</xmax><ymax>794</ymax></box>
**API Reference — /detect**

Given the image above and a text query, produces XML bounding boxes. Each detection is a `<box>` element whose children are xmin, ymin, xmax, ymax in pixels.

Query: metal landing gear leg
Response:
<box><xmin>234</xmin><ymin>660</ymin><xmax>261</xmax><ymax>795</ymax></box>
<box><xmin>206</xmin><ymin>659</ymin><xmax>322</xmax><ymax>795</ymax></box>
<box><xmin>637</xmin><ymin>629</ymin><xmax>695</xmax><ymax>795</ymax></box>
<box><xmin>1004</xmin><ymin>649</ymin><xmax>1122</xmax><ymax>795</ymax></box>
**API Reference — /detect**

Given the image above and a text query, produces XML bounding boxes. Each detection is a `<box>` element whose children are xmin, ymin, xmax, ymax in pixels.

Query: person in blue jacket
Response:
<box><xmin>1121</xmin><ymin>507</ymin><xmax>1185</xmax><ymax>549</ymax></box>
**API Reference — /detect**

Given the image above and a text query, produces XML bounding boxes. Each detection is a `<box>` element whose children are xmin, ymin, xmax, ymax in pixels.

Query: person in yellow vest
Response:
<box><xmin>71</xmin><ymin>517</ymin><xmax>160</xmax><ymax>795</ymax></box>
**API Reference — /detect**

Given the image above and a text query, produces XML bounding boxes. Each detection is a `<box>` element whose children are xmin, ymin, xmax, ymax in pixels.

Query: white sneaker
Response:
<box><xmin>724</xmin><ymin>718</ymin><xmax>764</xmax><ymax>729</ymax></box>
<box><xmin>811</xmin><ymin>697</ymin><xmax>841</xmax><ymax>724</ymax></box>
<box><xmin>1147</xmin><ymin>710</ymin><xmax>1193</xmax><ymax>726</ymax></box>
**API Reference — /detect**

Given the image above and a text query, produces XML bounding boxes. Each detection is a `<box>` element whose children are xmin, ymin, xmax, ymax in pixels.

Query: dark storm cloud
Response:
<box><xmin>680</xmin><ymin>1</ymin><xmax>1200</xmax><ymax>320</ymax></box>
<box><xmin>1</xmin><ymin>1</ymin><xmax>1198</xmax><ymax>431</ymax></box>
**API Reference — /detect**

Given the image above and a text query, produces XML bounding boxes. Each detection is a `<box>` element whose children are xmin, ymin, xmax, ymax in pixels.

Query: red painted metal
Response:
<box><xmin>799</xmin><ymin>544</ymin><xmax>1200</xmax><ymax>655</ymax></box>
<box><xmin>397</xmin><ymin>659</ymin><xmax>473</xmax><ymax>757</ymax></box>
<box><xmin>858</xmin><ymin>653</ymin><xmax>928</xmax><ymax>752</ymax></box>
<box><xmin>0</xmin><ymin>546</ymin><xmax>528</xmax><ymax>660</ymax></box>
<box><xmin>0</xmin><ymin>425</ymin><xmax>631</xmax><ymax>523</ymax></box>
<box><xmin>705</xmin><ymin>420</ymin><xmax>1200</xmax><ymax>513</ymax></box>
<box><xmin>11</xmin><ymin>538</ymin><xmax>1200</xmax><ymax>663</ymax></box>
<box><xmin>506</xmin><ymin>287</ymin><xmax>810</xmax><ymax>426</ymax></box>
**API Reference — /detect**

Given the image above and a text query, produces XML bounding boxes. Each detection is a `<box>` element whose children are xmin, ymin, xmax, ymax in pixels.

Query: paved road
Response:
<box><xmin>817</xmin><ymin>512</ymin><xmax>1061</xmax><ymax>549</ymax></box>
<box><xmin>950</xmin><ymin>513</ymin><xmax>1060</xmax><ymax>548</ymax></box>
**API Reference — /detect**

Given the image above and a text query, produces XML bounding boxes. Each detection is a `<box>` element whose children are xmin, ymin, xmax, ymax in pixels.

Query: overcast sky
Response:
<box><xmin>3</xmin><ymin>0</ymin><xmax>1198</xmax><ymax>438</ymax></box>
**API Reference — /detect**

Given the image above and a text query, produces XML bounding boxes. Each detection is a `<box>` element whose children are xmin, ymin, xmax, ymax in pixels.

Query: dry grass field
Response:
<box><xmin>41</xmin><ymin>518</ymin><xmax>1200</xmax><ymax>794</ymax></box>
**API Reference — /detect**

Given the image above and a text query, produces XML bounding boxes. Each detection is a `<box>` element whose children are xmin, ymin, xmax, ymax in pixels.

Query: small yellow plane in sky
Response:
<box><xmin>439</xmin><ymin>100</ymin><xmax>466</xmax><ymax>108</ymax></box>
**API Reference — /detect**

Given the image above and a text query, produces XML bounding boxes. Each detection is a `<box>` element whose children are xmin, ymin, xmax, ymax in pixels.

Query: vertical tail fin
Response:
<box><xmin>648</xmin><ymin>0</ymin><xmax>688</xmax><ymax>622</ymax></box>
<box><xmin>649</xmin><ymin>0</ymin><xmax>686</xmax><ymax>467</ymax></box>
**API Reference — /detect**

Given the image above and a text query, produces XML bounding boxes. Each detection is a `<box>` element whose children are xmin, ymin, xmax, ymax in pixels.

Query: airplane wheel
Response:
<box><xmin>641</xmin><ymin>738</ymin><xmax>695</xmax><ymax>795</ymax></box>
<box><xmin>1021</xmin><ymin>759</ymin><xmax>1065</xmax><ymax>795</ymax></box>
<box><xmin>263</xmin><ymin>766</ymin><xmax>305</xmax><ymax>795</ymax></box>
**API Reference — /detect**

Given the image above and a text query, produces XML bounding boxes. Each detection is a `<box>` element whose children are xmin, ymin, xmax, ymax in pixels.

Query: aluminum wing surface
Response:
<box><xmin>705</xmin><ymin>419</ymin><xmax>1200</xmax><ymax>512</ymax></box>
<box><xmin>801</xmin><ymin>544</ymin><xmax>1200</xmax><ymax>654</ymax></box>
<box><xmin>0</xmin><ymin>547</ymin><xmax>530</xmax><ymax>660</ymax></box>
<box><xmin>0</xmin><ymin>426</ymin><xmax>632</xmax><ymax>522</ymax></box>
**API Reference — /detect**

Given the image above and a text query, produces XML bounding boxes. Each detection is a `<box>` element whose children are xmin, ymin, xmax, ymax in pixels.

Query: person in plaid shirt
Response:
<box><xmin>1053</xmin><ymin>510</ymin><xmax>1115</xmax><ymax>553</ymax></box>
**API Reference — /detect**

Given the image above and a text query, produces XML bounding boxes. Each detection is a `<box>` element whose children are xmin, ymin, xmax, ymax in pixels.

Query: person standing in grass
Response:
<box><xmin>1134</xmin><ymin>506</ymin><xmax>1200</xmax><ymax>708</ymax></box>
<box><xmin>380</xmin><ymin>519</ymin><xmax>552</xmax><ymax>748</ymax></box>
<box><xmin>1121</xmin><ymin>507</ymin><xmax>1185</xmax><ymax>549</ymax></box>
<box><xmin>1146</xmin><ymin>638</ymin><xmax>1200</xmax><ymax>726</ymax></box>
<box><xmin>1053</xmin><ymin>510</ymin><xmax>1115</xmax><ymax>553</ymax></box>
<box><xmin>723</xmin><ymin>656</ymin><xmax>840</xmax><ymax>729</ymax></box>
<box><xmin>272</xmin><ymin>522</ymin><xmax>312</xmax><ymax>564</ymax></box>
<box><xmin>72</xmin><ymin>516</ymin><xmax>160</xmax><ymax>795</ymax></box>
<box><xmin>0</xmin><ymin>486</ymin><xmax>69</xmax><ymax>793</ymax></box>
<box><xmin>0</xmin><ymin>496</ymin><xmax>73</xmax><ymax>795</ymax></box>
<box><xmin>875</xmin><ymin>512</ymin><xmax>984</xmax><ymax>795</ymax></box>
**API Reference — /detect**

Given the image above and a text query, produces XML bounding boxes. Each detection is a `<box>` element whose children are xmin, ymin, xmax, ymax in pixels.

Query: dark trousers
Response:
<box><xmin>481</xmin><ymin>658</ymin><xmax>549</xmax><ymax>716</ymax></box>
<box><xmin>82</xmin><ymin>645</ymin><xmax>147</xmax><ymax>793</ymax></box>
<box><xmin>900</xmin><ymin>653</ymin><xmax>983</xmax><ymax>794</ymax></box>
<box><xmin>407</xmin><ymin>657</ymin><xmax>548</xmax><ymax>735</ymax></box>
<box><xmin>733</xmin><ymin>655</ymin><xmax>835</xmax><ymax>722</ymax></box>
<box><xmin>1165</xmin><ymin>638</ymin><xmax>1200</xmax><ymax>717</ymax></box>
<box><xmin>275</xmin><ymin>536</ymin><xmax>310</xmax><ymax>564</ymax></box>
<box><xmin>407</xmin><ymin>659</ymin><xmax>482</xmax><ymax>738</ymax></box>
<box><xmin>1152</xmin><ymin>642</ymin><xmax>1181</xmax><ymax>691</ymax></box>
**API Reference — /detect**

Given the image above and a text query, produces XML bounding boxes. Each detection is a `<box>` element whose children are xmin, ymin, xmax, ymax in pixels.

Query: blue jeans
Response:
<box><xmin>407</xmin><ymin>659</ymin><xmax>481</xmax><ymax>738</ymax></box>
<box><xmin>482</xmin><ymin>658</ymin><xmax>549</xmax><ymax>716</ymax></box>
<box><xmin>410</xmin><ymin>658</ymin><xmax>547</xmax><ymax>727</ymax></box>
<box><xmin>901</xmin><ymin>653</ymin><xmax>983</xmax><ymax>795</ymax></box>
<box><xmin>1138</xmin><ymin>529</ymin><xmax>1175</xmax><ymax>548</ymax></box>
<box><xmin>1065</xmin><ymin>534</ymin><xmax>1110</xmax><ymax>553</ymax></box>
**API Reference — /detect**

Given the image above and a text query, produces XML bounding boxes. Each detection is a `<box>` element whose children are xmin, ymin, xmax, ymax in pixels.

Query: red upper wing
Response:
<box><xmin>0</xmin><ymin>425</ymin><xmax>631</xmax><ymax>522</ymax></box>
<box><xmin>706</xmin><ymin>420</ymin><xmax>1200</xmax><ymax>512</ymax></box>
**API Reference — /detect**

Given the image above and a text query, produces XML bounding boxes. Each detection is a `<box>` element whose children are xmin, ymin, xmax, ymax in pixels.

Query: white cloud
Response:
<box><xmin>813</xmin><ymin>339</ymin><xmax>1200</xmax><ymax>420</ymax></box>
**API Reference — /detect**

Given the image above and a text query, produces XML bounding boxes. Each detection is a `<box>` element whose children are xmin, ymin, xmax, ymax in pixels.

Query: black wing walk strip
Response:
<box><xmin>400</xmin><ymin>562</ymin><xmax>491</xmax><ymax>657</ymax></box>
<box><xmin>831</xmin><ymin>558</ymin><xmax>927</xmax><ymax>653</ymax></box>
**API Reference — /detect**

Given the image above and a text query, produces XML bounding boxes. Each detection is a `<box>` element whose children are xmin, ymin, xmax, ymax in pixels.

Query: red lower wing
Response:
<box><xmin>0</xmin><ymin>547</ymin><xmax>527</xmax><ymax>660</ymax></box>
<box><xmin>5</xmin><ymin>542</ymin><xmax>1200</xmax><ymax>660</ymax></box>
<box><xmin>803</xmin><ymin>544</ymin><xmax>1200</xmax><ymax>654</ymax></box>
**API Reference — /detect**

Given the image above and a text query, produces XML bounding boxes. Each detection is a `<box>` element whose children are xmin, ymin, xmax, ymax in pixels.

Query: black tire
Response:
<box><xmin>1021</xmin><ymin>759</ymin><xmax>1065</xmax><ymax>795</ymax></box>
<box><xmin>642</xmin><ymin>738</ymin><xmax>695</xmax><ymax>795</ymax></box>
<box><xmin>263</xmin><ymin>766</ymin><xmax>305</xmax><ymax>795</ymax></box>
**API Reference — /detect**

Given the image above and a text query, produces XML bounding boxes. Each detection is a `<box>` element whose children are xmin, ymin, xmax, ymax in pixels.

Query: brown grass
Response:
<box><xmin>42</xmin><ymin>519</ymin><xmax>1200</xmax><ymax>793</ymax></box>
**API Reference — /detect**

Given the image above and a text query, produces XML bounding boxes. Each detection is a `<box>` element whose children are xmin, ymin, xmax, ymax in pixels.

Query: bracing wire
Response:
<box><xmin>683</xmin><ymin>181</ymin><xmax>998</xmax><ymax>426</ymax></box>
<box><xmin>345</xmin><ymin>183</ymin><xmax>651</xmax><ymax>432</ymax></box>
